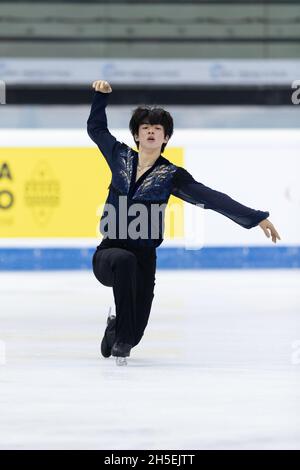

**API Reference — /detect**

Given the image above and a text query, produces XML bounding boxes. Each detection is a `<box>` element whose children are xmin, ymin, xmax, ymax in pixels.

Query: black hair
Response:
<box><xmin>129</xmin><ymin>105</ymin><xmax>174</xmax><ymax>153</ymax></box>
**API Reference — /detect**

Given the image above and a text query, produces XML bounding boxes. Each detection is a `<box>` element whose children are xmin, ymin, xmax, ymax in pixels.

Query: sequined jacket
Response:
<box><xmin>87</xmin><ymin>91</ymin><xmax>270</xmax><ymax>249</ymax></box>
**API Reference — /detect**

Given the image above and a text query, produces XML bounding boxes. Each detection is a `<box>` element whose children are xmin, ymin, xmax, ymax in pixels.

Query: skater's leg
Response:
<box><xmin>133</xmin><ymin>255</ymin><xmax>157</xmax><ymax>347</ymax></box>
<box><xmin>92</xmin><ymin>248</ymin><xmax>138</xmax><ymax>345</ymax></box>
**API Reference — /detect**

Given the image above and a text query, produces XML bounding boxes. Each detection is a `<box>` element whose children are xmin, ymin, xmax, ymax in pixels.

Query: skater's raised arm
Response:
<box><xmin>171</xmin><ymin>167</ymin><xmax>281</xmax><ymax>243</ymax></box>
<box><xmin>87</xmin><ymin>80</ymin><xmax>123</xmax><ymax>169</ymax></box>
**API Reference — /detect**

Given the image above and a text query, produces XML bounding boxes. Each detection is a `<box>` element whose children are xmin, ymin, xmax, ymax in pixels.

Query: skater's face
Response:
<box><xmin>135</xmin><ymin>123</ymin><xmax>169</xmax><ymax>153</ymax></box>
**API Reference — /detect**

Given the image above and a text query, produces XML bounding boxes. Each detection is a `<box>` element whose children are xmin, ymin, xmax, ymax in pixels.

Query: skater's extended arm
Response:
<box><xmin>87</xmin><ymin>80</ymin><xmax>122</xmax><ymax>169</ymax></box>
<box><xmin>171</xmin><ymin>167</ymin><xmax>281</xmax><ymax>243</ymax></box>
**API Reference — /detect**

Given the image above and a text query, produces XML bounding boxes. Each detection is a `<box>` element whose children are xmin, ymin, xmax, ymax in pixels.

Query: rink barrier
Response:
<box><xmin>0</xmin><ymin>246</ymin><xmax>299</xmax><ymax>270</ymax></box>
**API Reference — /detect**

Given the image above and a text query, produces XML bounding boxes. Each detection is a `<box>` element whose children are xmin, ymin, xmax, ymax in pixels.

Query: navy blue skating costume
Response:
<box><xmin>87</xmin><ymin>91</ymin><xmax>269</xmax><ymax>348</ymax></box>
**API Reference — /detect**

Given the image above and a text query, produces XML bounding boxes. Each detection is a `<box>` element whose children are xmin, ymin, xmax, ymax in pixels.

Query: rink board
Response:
<box><xmin>0</xmin><ymin>246</ymin><xmax>299</xmax><ymax>270</ymax></box>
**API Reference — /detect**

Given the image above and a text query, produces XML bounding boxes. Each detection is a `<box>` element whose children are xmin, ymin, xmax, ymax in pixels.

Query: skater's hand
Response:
<box><xmin>92</xmin><ymin>80</ymin><xmax>112</xmax><ymax>93</ymax></box>
<box><xmin>258</xmin><ymin>219</ymin><xmax>281</xmax><ymax>244</ymax></box>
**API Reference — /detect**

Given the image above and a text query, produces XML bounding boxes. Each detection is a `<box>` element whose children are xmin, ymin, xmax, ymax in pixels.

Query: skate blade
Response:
<box><xmin>116</xmin><ymin>357</ymin><xmax>127</xmax><ymax>366</ymax></box>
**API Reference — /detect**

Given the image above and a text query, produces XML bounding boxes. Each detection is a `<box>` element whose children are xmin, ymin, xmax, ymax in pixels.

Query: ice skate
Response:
<box><xmin>100</xmin><ymin>306</ymin><xmax>116</xmax><ymax>358</ymax></box>
<box><xmin>111</xmin><ymin>341</ymin><xmax>132</xmax><ymax>366</ymax></box>
<box><xmin>116</xmin><ymin>357</ymin><xmax>127</xmax><ymax>366</ymax></box>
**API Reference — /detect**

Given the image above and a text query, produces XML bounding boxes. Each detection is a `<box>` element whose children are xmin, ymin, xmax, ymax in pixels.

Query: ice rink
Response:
<box><xmin>0</xmin><ymin>268</ymin><xmax>299</xmax><ymax>450</ymax></box>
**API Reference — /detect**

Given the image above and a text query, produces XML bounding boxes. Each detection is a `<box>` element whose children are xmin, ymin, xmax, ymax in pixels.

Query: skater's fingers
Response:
<box><xmin>92</xmin><ymin>80</ymin><xmax>101</xmax><ymax>90</ymax></box>
<box><xmin>271</xmin><ymin>228</ymin><xmax>281</xmax><ymax>243</ymax></box>
<box><xmin>98</xmin><ymin>81</ymin><xmax>106</xmax><ymax>91</ymax></box>
<box><xmin>263</xmin><ymin>227</ymin><xmax>270</xmax><ymax>238</ymax></box>
<box><xmin>102</xmin><ymin>81</ymin><xmax>111</xmax><ymax>92</ymax></box>
<box><xmin>91</xmin><ymin>80</ymin><xmax>112</xmax><ymax>93</ymax></box>
<box><xmin>274</xmin><ymin>229</ymin><xmax>281</xmax><ymax>240</ymax></box>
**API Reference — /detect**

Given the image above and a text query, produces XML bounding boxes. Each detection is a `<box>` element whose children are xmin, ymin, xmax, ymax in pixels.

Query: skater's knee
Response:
<box><xmin>114</xmin><ymin>251</ymin><xmax>137</xmax><ymax>270</ymax></box>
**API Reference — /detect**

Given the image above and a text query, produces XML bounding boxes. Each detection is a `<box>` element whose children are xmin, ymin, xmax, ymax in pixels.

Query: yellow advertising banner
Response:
<box><xmin>0</xmin><ymin>147</ymin><xmax>184</xmax><ymax>238</ymax></box>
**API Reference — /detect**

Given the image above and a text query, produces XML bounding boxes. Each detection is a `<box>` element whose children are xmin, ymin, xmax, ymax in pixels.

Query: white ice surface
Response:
<box><xmin>0</xmin><ymin>269</ymin><xmax>299</xmax><ymax>450</ymax></box>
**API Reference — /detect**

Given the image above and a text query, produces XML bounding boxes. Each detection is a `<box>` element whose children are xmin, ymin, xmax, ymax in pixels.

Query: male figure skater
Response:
<box><xmin>87</xmin><ymin>80</ymin><xmax>281</xmax><ymax>365</ymax></box>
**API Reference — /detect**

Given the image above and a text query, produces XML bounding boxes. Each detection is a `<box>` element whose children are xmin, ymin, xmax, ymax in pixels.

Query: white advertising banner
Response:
<box><xmin>0</xmin><ymin>59</ymin><xmax>300</xmax><ymax>85</ymax></box>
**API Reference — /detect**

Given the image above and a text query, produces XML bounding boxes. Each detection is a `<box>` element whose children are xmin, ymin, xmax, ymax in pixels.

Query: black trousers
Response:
<box><xmin>92</xmin><ymin>246</ymin><xmax>157</xmax><ymax>347</ymax></box>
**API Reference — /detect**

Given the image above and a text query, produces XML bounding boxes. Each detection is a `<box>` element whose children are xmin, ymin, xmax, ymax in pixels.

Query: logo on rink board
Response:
<box><xmin>0</xmin><ymin>162</ymin><xmax>14</xmax><ymax>229</ymax></box>
<box><xmin>0</xmin><ymin>162</ymin><xmax>13</xmax><ymax>210</ymax></box>
<box><xmin>24</xmin><ymin>159</ymin><xmax>60</xmax><ymax>227</ymax></box>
